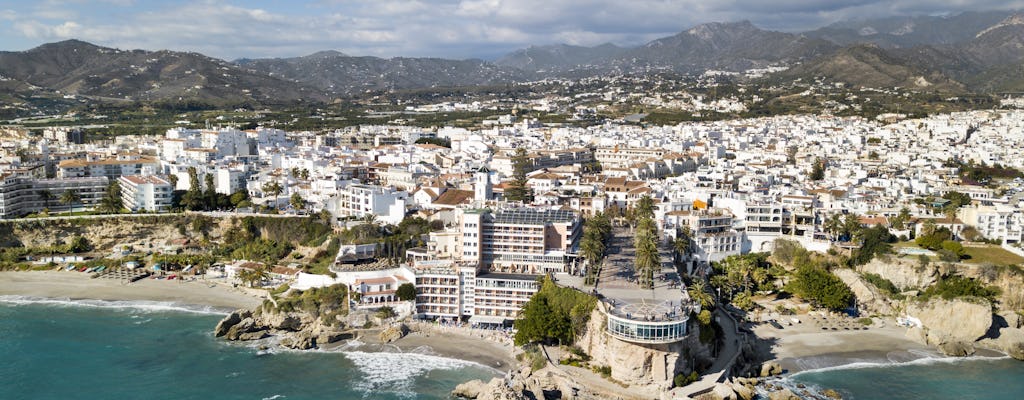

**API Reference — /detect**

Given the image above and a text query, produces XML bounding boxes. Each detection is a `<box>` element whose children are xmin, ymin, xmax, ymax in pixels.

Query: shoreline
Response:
<box><xmin>750</xmin><ymin>314</ymin><xmax>1007</xmax><ymax>375</ymax></box>
<box><xmin>0</xmin><ymin>270</ymin><xmax>264</xmax><ymax>310</ymax></box>
<box><xmin>1</xmin><ymin>270</ymin><xmax>515</xmax><ymax>375</ymax></box>
<box><xmin>752</xmin><ymin>314</ymin><xmax>930</xmax><ymax>374</ymax></box>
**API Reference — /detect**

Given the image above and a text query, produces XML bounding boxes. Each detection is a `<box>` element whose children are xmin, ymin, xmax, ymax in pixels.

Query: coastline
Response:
<box><xmin>752</xmin><ymin>314</ymin><xmax>957</xmax><ymax>374</ymax></box>
<box><xmin>328</xmin><ymin>327</ymin><xmax>515</xmax><ymax>373</ymax></box>
<box><xmin>1</xmin><ymin>270</ymin><xmax>515</xmax><ymax>375</ymax></box>
<box><xmin>0</xmin><ymin>270</ymin><xmax>264</xmax><ymax>310</ymax></box>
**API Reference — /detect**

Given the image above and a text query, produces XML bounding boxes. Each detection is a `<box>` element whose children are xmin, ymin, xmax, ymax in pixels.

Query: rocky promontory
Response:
<box><xmin>214</xmin><ymin>284</ymin><xmax>353</xmax><ymax>350</ymax></box>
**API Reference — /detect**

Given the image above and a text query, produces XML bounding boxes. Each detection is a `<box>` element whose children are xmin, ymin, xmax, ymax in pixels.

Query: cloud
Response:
<box><xmin>4</xmin><ymin>0</ymin><xmax>1024</xmax><ymax>60</ymax></box>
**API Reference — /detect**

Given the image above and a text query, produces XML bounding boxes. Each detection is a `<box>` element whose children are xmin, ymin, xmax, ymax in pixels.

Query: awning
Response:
<box><xmin>468</xmin><ymin>315</ymin><xmax>508</xmax><ymax>324</ymax></box>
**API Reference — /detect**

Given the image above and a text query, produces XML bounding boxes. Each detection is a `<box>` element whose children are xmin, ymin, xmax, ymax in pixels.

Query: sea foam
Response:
<box><xmin>0</xmin><ymin>295</ymin><xmax>229</xmax><ymax>315</ymax></box>
<box><xmin>342</xmin><ymin>350</ymin><xmax>486</xmax><ymax>398</ymax></box>
<box><xmin>790</xmin><ymin>353</ymin><xmax>1012</xmax><ymax>377</ymax></box>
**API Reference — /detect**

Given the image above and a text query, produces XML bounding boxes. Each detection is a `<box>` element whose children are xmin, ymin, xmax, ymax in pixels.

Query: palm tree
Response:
<box><xmin>687</xmin><ymin>279</ymin><xmax>715</xmax><ymax>309</ymax></box>
<box><xmin>60</xmin><ymin>190</ymin><xmax>81</xmax><ymax>214</ymax></box>
<box><xmin>37</xmin><ymin>190</ymin><xmax>55</xmax><ymax>211</ymax></box>
<box><xmin>824</xmin><ymin>214</ymin><xmax>843</xmax><ymax>241</ymax></box>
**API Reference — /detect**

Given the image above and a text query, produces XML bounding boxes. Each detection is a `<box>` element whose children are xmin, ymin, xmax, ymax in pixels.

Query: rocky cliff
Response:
<box><xmin>575</xmin><ymin>304</ymin><xmax>709</xmax><ymax>391</ymax></box>
<box><xmin>834</xmin><ymin>269</ymin><xmax>895</xmax><ymax>315</ymax></box>
<box><xmin>905</xmin><ymin>297</ymin><xmax>992</xmax><ymax>356</ymax></box>
<box><xmin>858</xmin><ymin>257</ymin><xmax>939</xmax><ymax>290</ymax></box>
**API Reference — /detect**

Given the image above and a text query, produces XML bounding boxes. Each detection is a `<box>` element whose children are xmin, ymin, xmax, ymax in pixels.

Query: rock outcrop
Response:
<box><xmin>979</xmin><ymin>312</ymin><xmax>1024</xmax><ymax>361</ymax></box>
<box><xmin>451</xmin><ymin>379</ymin><xmax>488</xmax><ymax>399</ymax></box>
<box><xmin>834</xmin><ymin>269</ymin><xmax>893</xmax><ymax>315</ymax></box>
<box><xmin>575</xmin><ymin>305</ymin><xmax>707</xmax><ymax>390</ymax></box>
<box><xmin>858</xmin><ymin>257</ymin><xmax>938</xmax><ymax>290</ymax></box>
<box><xmin>906</xmin><ymin>298</ymin><xmax>993</xmax><ymax>356</ymax></box>
<box><xmin>214</xmin><ymin>306</ymin><xmax>348</xmax><ymax>350</ymax></box>
<box><xmin>379</xmin><ymin>323</ymin><xmax>408</xmax><ymax>343</ymax></box>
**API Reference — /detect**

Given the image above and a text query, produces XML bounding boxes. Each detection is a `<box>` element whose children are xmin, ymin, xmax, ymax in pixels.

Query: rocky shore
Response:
<box><xmin>214</xmin><ymin>307</ymin><xmax>354</xmax><ymax>349</ymax></box>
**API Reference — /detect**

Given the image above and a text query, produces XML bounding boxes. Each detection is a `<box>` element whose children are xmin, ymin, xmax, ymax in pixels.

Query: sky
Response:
<box><xmin>1</xmin><ymin>0</ymin><xmax>1023</xmax><ymax>61</ymax></box>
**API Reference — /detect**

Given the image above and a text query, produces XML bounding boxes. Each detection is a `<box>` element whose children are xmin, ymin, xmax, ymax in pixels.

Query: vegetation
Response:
<box><xmin>413</xmin><ymin>136</ymin><xmax>451</xmax><ymax>147</ymax></box>
<box><xmin>237</xmin><ymin>265</ymin><xmax>271</xmax><ymax>288</ymax></box>
<box><xmin>786</xmin><ymin>264</ymin><xmax>854</xmax><ymax>311</ymax></box>
<box><xmin>809</xmin><ymin>157</ymin><xmax>826</xmax><ymax>181</ymax></box>
<box><xmin>97</xmin><ymin>180</ymin><xmax>123</xmax><ymax>214</ymax></box>
<box><xmin>271</xmin><ymin>283</ymin><xmax>349</xmax><ymax>318</ymax></box>
<box><xmin>920</xmin><ymin>275</ymin><xmax>1000</xmax><ymax>303</ymax></box>
<box><xmin>633</xmin><ymin>196</ymin><xmax>659</xmax><ymax>289</ymax></box>
<box><xmin>579</xmin><ymin>212</ymin><xmax>612</xmax><ymax>285</ymax></box>
<box><xmin>862</xmin><ymin>272</ymin><xmax>901</xmax><ymax>296</ymax></box>
<box><xmin>850</xmin><ymin>225</ymin><xmax>895</xmax><ymax>266</ymax></box>
<box><xmin>674</xmin><ymin>372</ymin><xmax>699</xmax><ymax>388</ymax></box>
<box><xmin>504</xmin><ymin>147</ymin><xmax>533</xmax><ymax>203</ymax></box>
<box><xmin>395</xmin><ymin>283</ymin><xmax>417</xmax><ymax>301</ymax></box>
<box><xmin>709</xmin><ymin>253</ymin><xmax>779</xmax><ymax>310</ymax></box>
<box><xmin>514</xmin><ymin>277</ymin><xmax>597</xmax><ymax>346</ymax></box>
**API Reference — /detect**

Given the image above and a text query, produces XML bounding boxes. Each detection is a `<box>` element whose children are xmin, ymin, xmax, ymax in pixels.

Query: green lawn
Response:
<box><xmin>962</xmin><ymin>245</ymin><xmax>1024</xmax><ymax>266</ymax></box>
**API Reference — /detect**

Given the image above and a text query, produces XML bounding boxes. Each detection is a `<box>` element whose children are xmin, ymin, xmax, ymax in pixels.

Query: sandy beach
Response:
<box><xmin>338</xmin><ymin>325</ymin><xmax>517</xmax><ymax>372</ymax></box>
<box><xmin>752</xmin><ymin>314</ymin><xmax>933</xmax><ymax>373</ymax></box>
<box><xmin>0</xmin><ymin>270</ymin><xmax>264</xmax><ymax>310</ymax></box>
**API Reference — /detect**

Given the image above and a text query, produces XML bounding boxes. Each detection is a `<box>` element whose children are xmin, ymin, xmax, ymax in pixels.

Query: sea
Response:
<box><xmin>0</xmin><ymin>296</ymin><xmax>500</xmax><ymax>400</ymax></box>
<box><xmin>779</xmin><ymin>354</ymin><xmax>1024</xmax><ymax>400</ymax></box>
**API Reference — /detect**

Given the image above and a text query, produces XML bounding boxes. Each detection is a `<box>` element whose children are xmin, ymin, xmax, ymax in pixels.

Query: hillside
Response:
<box><xmin>624</xmin><ymin>21</ymin><xmax>837</xmax><ymax>73</ymax></box>
<box><xmin>236</xmin><ymin>52</ymin><xmax>527</xmax><ymax>96</ymax></box>
<box><xmin>495</xmin><ymin>43</ymin><xmax>627</xmax><ymax>73</ymax></box>
<box><xmin>0</xmin><ymin>40</ymin><xmax>328</xmax><ymax>105</ymax></box>
<box><xmin>776</xmin><ymin>44</ymin><xmax>965</xmax><ymax>92</ymax></box>
<box><xmin>804</xmin><ymin>11</ymin><xmax>1008</xmax><ymax>48</ymax></box>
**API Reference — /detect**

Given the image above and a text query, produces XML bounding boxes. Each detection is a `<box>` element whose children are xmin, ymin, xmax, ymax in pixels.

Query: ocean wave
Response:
<box><xmin>342</xmin><ymin>351</ymin><xmax>487</xmax><ymax>398</ymax></box>
<box><xmin>0</xmin><ymin>295</ymin><xmax>229</xmax><ymax>315</ymax></box>
<box><xmin>790</xmin><ymin>354</ymin><xmax>1012</xmax><ymax>377</ymax></box>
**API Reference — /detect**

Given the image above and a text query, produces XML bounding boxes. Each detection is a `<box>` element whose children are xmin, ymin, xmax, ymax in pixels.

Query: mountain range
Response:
<box><xmin>3</xmin><ymin>11</ymin><xmax>1024</xmax><ymax>108</ymax></box>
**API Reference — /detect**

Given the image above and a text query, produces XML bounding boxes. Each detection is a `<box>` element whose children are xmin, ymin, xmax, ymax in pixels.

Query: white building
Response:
<box><xmin>118</xmin><ymin>175</ymin><xmax>173</xmax><ymax>212</ymax></box>
<box><xmin>328</xmin><ymin>183</ymin><xmax>409</xmax><ymax>225</ymax></box>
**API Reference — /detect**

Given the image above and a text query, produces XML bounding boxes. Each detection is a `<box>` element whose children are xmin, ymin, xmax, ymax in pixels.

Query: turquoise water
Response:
<box><xmin>787</xmin><ymin>356</ymin><xmax>1024</xmax><ymax>400</ymax></box>
<box><xmin>0</xmin><ymin>296</ymin><xmax>498</xmax><ymax>400</ymax></box>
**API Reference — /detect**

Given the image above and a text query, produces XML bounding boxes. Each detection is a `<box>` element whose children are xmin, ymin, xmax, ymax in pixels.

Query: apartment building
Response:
<box><xmin>0</xmin><ymin>174</ymin><xmax>108</xmax><ymax>218</ymax></box>
<box><xmin>118</xmin><ymin>175</ymin><xmax>173</xmax><ymax>212</ymax></box>
<box><xmin>594</xmin><ymin>147</ymin><xmax>667</xmax><ymax>169</ymax></box>
<box><xmin>328</xmin><ymin>183</ymin><xmax>409</xmax><ymax>225</ymax></box>
<box><xmin>57</xmin><ymin>156</ymin><xmax>160</xmax><ymax>179</ymax></box>
<box><xmin>461</xmin><ymin>207</ymin><xmax>582</xmax><ymax>274</ymax></box>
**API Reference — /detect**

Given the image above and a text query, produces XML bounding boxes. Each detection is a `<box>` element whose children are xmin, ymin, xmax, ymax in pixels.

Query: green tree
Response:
<box><xmin>635</xmin><ymin>195</ymin><xmax>655</xmax><ymax>220</ymax></box>
<box><xmin>97</xmin><ymin>180</ymin><xmax>122</xmax><ymax>213</ymax></box>
<box><xmin>940</xmin><ymin>240</ymin><xmax>965</xmax><ymax>258</ymax></box>
<box><xmin>787</xmin><ymin>265</ymin><xmax>853</xmax><ymax>311</ymax></box>
<box><xmin>290</xmin><ymin>192</ymin><xmax>305</xmax><ymax>211</ymax></box>
<box><xmin>504</xmin><ymin>148</ymin><xmax>533</xmax><ymax>203</ymax></box>
<box><xmin>809</xmin><ymin>157</ymin><xmax>826</xmax><ymax>181</ymax></box>
<box><xmin>60</xmin><ymin>190</ymin><xmax>81</xmax><ymax>214</ymax></box>
<box><xmin>688</xmin><ymin>280</ymin><xmax>715</xmax><ymax>309</ymax></box>
<box><xmin>891</xmin><ymin>207</ymin><xmax>911</xmax><ymax>230</ymax></box>
<box><xmin>850</xmin><ymin>225</ymin><xmax>894</xmax><ymax>266</ymax></box>
<box><xmin>697</xmin><ymin>309</ymin><xmax>712</xmax><ymax>325</ymax></box>
<box><xmin>182</xmin><ymin>167</ymin><xmax>204</xmax><ymax>211</ymax></box>
<box><xmin>204</xmin><ymin>172</ymin><xmax>217</xmax><ymax>209</ymax></box>
<box><xmin>395</xmin><ymin>283</ymin><xmax>417</xmax><ymax>301</ymax></box>
<box><xmin>37</xmin><ymin>189</ymin><xmax>55</xmax><ymax>210</ymax></box>
<box><xmin>263</xmin><ymin>181</ymin><xmax>283</xmax><ymax>196</ymax></box>
<box><xmin>633</xmin><ymin>216</ymin><xmax>659</xmax><ymax>289</ymax></box>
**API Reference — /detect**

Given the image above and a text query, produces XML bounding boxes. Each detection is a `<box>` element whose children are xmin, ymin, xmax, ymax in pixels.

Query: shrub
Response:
<box><xmin>513</xmin><ymin>277</ymin><xmax>597</xmax><ymax>346</ymax></box>
<box><xmin>674</xmin><ymin>371</ymin><xmax>699</xmax><ymax>388</ymax></box>
<box><xmin>786</xmin><ymin>265</ymin><xmax>854</xmax><ymax>311</ymax></box>
<box><xmin>920</xmin><ymin>275</ymin><xmax>1000</xmax><ymax>302</ymax></box>
<box><xmin>862</xmin><ymin>273</ymin><xmax>900</xmax><ymax>295</ymax></box>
